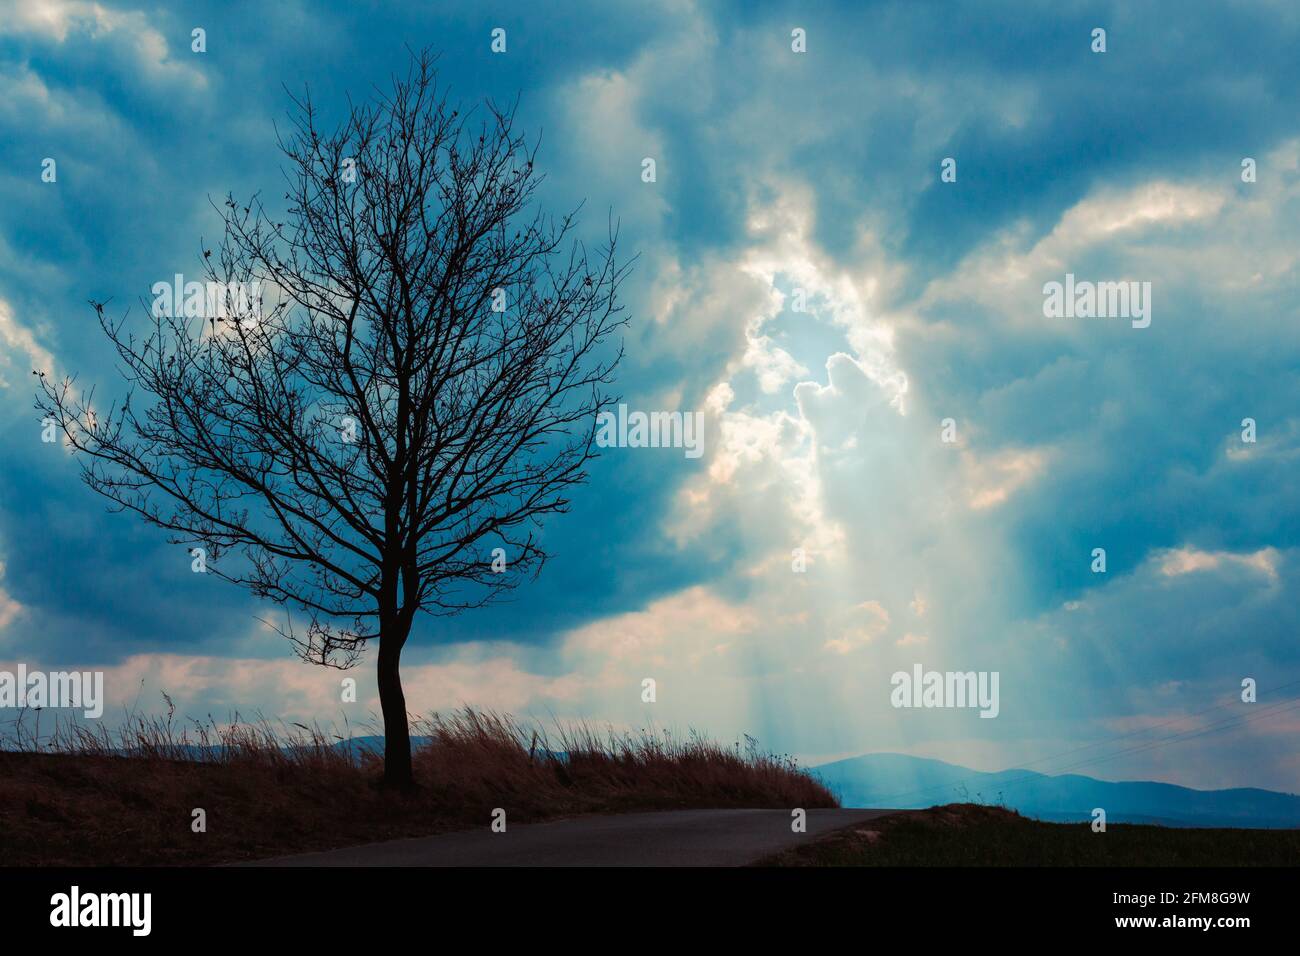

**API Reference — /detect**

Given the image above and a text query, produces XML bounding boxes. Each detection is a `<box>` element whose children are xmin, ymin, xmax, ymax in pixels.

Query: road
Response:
<box><xmin>246</xmin><ymin>807</ymin><xmax>899</xmax><ymax>867</ymax></box>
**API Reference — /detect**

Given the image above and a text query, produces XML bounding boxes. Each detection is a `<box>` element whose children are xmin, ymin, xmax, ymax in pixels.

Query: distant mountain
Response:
<box><xmin>330</xmin><ymin>735</ymin><xmax>567</xmax><ymax>762</ymax></box>
<box><xmin>331</xmin><ymin>735</ymin><xmax>424</xmax><ymax>759</ymax></box>
<box><xmin>813</xmin><ymin>753</ymin><xmax>1300</xmax><ymax>829</ymax></box>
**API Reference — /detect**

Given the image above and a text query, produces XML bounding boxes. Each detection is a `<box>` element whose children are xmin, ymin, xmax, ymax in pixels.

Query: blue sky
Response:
<box><xmin>2</xmin><ymin>0</ymin><xmax>1299</xmax><ymax>792</ymax></box>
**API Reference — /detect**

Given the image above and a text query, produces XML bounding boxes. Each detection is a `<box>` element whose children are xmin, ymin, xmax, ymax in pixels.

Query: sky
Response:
<box><xmin>1</xmin><ymin>0</ymin><xmax>1298</xmax><ymax>792</ymax></box>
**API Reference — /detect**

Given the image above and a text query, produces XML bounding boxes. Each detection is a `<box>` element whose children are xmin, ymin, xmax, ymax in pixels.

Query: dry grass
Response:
<box><xmin>0</xmin><ymin>703</ymin><xmax>835</xmax><ymax>866</ymax></box>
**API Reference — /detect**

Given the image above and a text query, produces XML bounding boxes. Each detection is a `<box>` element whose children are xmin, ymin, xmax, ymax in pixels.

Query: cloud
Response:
<box><xmin>561</xmin><ymin>585</ymin><xmax>757</xmax><ymax>673</ymax></box>
<box><xmin>0</xmin><ymin>0</ymin><xmax>207</xmax><ymax>91</ymax></box>
<box><xmin>2</xmin><ymin>0</ymin><xmax>1300</xmax><ymax>791</ymax></box>
<box><xmin>1159</xmin><ymin>546</ymin><xmax>1280</xmax><ymax>583</ymax></box>
<box><xmin>825</xmin><ymin>600</ymin><xmax>890</xmax><ymax>655</ymax></box>
<box><xmin>0</xmin><ymin>298</ymin><xmax>54</xmax><ymax>390</ymax></box>
<box><xmin>964</xmin><ymin>447</ymin><xmax>1048</xmax><ymax>511</ymax></box>
<box><xmin>0</xmin><ymin>558</ymin><xmax>23</xmax><ymax>633</ymax></box>
<box><xmin>915</xmin><ymin>178</ymin><xmax>1230</xmax><ymax>335</ymax></box>
<box><xmin>0</xmin><ymin>646</ymin><xmax>587</xmax><ymax>730</ymax></box>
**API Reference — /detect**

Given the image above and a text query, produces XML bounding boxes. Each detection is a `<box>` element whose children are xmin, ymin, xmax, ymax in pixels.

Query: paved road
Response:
<box><xmin>247</xmin><ymin>808</ymin><xmax>899</xmax><ymax>867</ymax></box>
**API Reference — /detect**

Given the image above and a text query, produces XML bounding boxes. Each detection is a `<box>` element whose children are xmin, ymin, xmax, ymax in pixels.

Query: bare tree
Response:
<box><xmin>36</xmin><ymin>50</ymin><xmax>629</xmax><ymax>789</ymax></box>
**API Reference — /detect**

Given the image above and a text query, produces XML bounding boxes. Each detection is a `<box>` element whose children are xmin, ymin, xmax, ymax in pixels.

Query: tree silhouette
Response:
<box><xmin>36</xmin><ymin>50</ymin><xmax>629</xmax><ymax>789</ymax></box>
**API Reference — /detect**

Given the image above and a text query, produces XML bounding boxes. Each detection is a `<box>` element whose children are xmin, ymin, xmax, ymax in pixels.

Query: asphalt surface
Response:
<box><xmin>246</xmin><ymin>807</ymin><xmax>899</xmax><ymax>867</ymax></box>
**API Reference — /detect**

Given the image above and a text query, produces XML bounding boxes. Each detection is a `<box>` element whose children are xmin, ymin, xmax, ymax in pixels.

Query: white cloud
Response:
<box><xmin>562</xmin><ymin>585</ymin><xmax>757</xmax><ymax>673</ymax></box>
<box><xmin>963</xmin><ymin>446</ymin><xmax>1048</xmax><ymax>511</ymax></box>
<box><xmin>0</xmin><ymin>645</ymin><xmax>587</xmax><ymax>728</ymax></box>
<box><xmin>0</xmin><ymin>298</ymin><xmax>55</xmax><ymax>390</ymax></box>
<box><xmin>0</xmin><ymin>558</ymin><xmax>23</xmax><ymax>634</ymax></box>
<box><xmin>1159</xmin><ymin>546</ymin><xmax>1280</xmax><ymax>583</ymax></box>
<box><xmin>916</xmin><ymin>146</ymin><xmax>1300</xmax><ymax>341</ymax></box>
<box><xmin>742</xmin><ymin>316</ymin><xmax>808</xmax><ymax>394</ymax></box>
<box><xmin>824</xmin><ymin>600</ymin><xmax>889</xmax><ymax>654</ymax></box>
<box><xmin>0</xmin><ymin>0</ymin><xmax>207</xmax><ymax>91</ymax></box>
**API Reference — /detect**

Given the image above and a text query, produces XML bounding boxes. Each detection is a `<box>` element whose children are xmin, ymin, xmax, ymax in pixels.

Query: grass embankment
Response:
<box><xmin>0</xmin><ymin>706</ymin><xmax>834</xmax><ymax>866</ymax></box>
<box><xmin>760</xmin><ymin>803</ymin><xmax>1300</xmax><ymax>866</ymax></box>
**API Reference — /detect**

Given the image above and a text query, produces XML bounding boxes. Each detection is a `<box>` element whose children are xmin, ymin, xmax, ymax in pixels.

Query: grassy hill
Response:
<box><xmin>0</xmin><ymin>708</ymin><xmax>833</xmax><ymax>866</ymax></box>
<box><xmin>760</xmin><ymin>804</ymin><xmax>1300</xmax><ymax>866</ymax></box>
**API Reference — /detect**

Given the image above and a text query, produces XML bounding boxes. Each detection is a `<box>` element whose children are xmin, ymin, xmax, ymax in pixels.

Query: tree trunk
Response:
<box><xmin>377</xmin><ymin>621</ymin><xmax>414</xmax><ymax>790</ymax></box>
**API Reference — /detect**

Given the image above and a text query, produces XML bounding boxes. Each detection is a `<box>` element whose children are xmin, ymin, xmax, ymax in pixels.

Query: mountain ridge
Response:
<box><xmin>812</xmin><ymin>752</ymin><xmax>1300</xmax><ymax>828</ymax></box>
